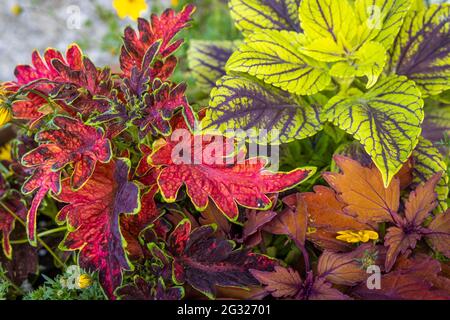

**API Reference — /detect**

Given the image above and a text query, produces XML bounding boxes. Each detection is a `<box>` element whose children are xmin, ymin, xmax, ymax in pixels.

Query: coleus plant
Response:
<box><xmin>194</xmin><ymin>0</ymin><xmax>450</xmax><ymax>197</ymax></box>
<box><xmin>0</xmin><ymin>4</ymin><xmax>313</xmax><ymax>300</ymax></box>
<box><xmin>0</xmin><ymin>1</ymin><xmax>448</xmax><ymax>301</ymax></box>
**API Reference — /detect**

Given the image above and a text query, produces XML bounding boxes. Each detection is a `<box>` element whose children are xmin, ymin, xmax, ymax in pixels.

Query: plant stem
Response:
<box><xmin>294</xmin><ymin>239</ymin><xmax>310</xmax><ymax>272</ymax></box>
<box><xmin>7</xmin><ymin>227</ymin><xmax>67</xmax><ymax>244</ymax></box>
<box><xmin>0</xmin><ymin>202</ymin><xmax>67</xmax><ymax>269</ymax></box>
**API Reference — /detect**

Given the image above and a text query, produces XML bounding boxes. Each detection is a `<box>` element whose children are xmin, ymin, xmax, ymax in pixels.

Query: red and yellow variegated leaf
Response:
<box><xmin>150</xmin><ymin>128</ymin><xmax>314</xmax><ymax>221</ymax></box>
<box><xmin>54</xmin><ymin>159</ymin><xmax>140</xmax><ymax>299</ymax></box>
<box><xmin>21</xmin><ymin>116</ymin><xmax>112</xmax><ymax>245</ymax></box>
<box><xmin>121</xmin><ymin>185</ymin><xmax>162</xmax><ymax>259</ymax></box>
<box><xmin>10</xmin><ymin>45</ymin><xmax>82</xmax><ymax>123</ymax></box>
<box><xmin>133</xmin><ymin>81</ymin><xmax>196</xmax><ymax>138</ymax></box>
<box><xmin>120</xmin><ymin>5</ymin><xmax>195</xmax><ymax>76</ymax></box>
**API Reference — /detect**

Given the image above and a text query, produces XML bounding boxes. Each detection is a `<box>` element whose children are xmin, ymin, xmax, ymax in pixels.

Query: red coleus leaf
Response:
<box><xmin>49</xmin><ymin>47</ymin><xmax>114</xmax><ymax>115</ymax></box>
<box><xmin>250</xmin><ymin>268</ymin><xmax>350</xmax><ymax>300</ymax></box>
<box><xmin>167</xmin><ymin>219</ymin><xmax>277</xmax><ymax>299</ymax></box>
<box><xmin>10</xmin><ymin>46</ymin><xmax>82</xmax><ymax>124</ymax></box>
<box><xmin>150</xmin><ymin>126</ymin><xmax>313</xmax><ymax>221</ymax></box>
<box><xmin>120</xmin><ymin>5</ymin><xmax>195</xmax><ymax>76</ymax></box>
<box><xmin>121</xmin><ymin>185</ymin><xmax>162</xmax><ymax>259</ymax></box>
<box><xmin>133</xmin><ymin>81</ymin><xmax>196</xmax><ymax>138</ymax></box>
<box><xmin>384</xmin><ymin>174</ymin><xmax>441</xmax><ymax>271</ymax></box>
<box><xmin>53</xmin><ymin>159</ymin><xmax>140</xmax><ymax>299</ymax></box>
<box><xmin>21</xmin><ymin>116</ymin><xmax>112</xmax><ymax>245</ymax></box>
<box><xmin>0</xmin><ymin>190</ymin><xmax>27</xmax><ymax>259</ymax></box>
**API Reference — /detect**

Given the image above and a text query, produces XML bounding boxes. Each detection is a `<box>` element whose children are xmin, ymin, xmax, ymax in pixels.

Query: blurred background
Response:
<box><xmin>0</xmin><ymin>0</ymin><xmax>240</xmax><ymax>81</ymax></box>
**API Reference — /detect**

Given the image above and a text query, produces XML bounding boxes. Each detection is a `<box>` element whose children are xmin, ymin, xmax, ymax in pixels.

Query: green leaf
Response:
<box><xmin>412</xmin><ymin>137</ymin><xmax>449</xmax><ymax>213</ymax></box>
<box><xmin>388</xmin><ymin>4</ymin><xmax>450</xmax><ymax>96</ymax></box>
<box><xmin>203</xmin><ymin>76</ymin><xmax>325</xmax><ymax>144</ymax></box>
<box><xmin>355</xmin><ymin>0</ymin><xmax>412</xmax><ymax>49</ymax></box>
<box><xmin>325</xmin><ymin>75</ymin><xmax>424</xmax><ymax>187</ymax></box>
<box><xmin>226</xmin><ymin>29</ymin><xmax>331</xmax><ymax>95</ymax></box>
<box><xmin>299</xmin><ymin>0</ymin><xmax>358</xmax><ymax>42</ymax></box>
<box><xmin>188</xmin><ymin>40</ymin><xmax>241</xmax><ymax>90</ymax></box>
<box><xmin>229</xmin><ymin>0</ymin><xmax>301</xmax><ymax>36</ymax></box>
<box><xmin>329</xmin><ymin>41</ymin><xmax>387</xmax><ymax>88</ymax></box>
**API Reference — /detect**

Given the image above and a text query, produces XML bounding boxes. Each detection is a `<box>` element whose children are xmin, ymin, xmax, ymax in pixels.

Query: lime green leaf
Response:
<box><xmin>299</xmin><ymin>0</ymin><xmax>358</xmax><ymax>42</ymax></box>
<box><xmin>329</xmin><ymin>41</ymin><xmax>387</xmax><ymax>88</ymax></box>
<box><xmin>203</xmin><ymin>76</ymin><xmax>325</xmax><ymax>144</ymax></box>
<box><xmin>226</xmin><ymin>29</ymin><xmax>331</xmax><ymax>95</ymax></box>
<box><xmin>188</xmin><ymin>40</ymin><xmax>241</xmax><ymax>90</ymax></box>
<box><xmin>412</xmin><ymin>137</ymin><xmax>449</xmax><ymax>213</ymax></box>
<box><xmin>229</xmin><ymin>0</ymin><xmax>302</xmax><ymax>35</ymax></box>
<box><xmin>355</xmin><ymin>0</ymin><xmax>412</xmax><ymax>49</ymax></box>
<box><xmin>325</xmin><ymin>75</ymin><xmax>424</xmax><ymax>187</ymax></box>
<box><xmin>388</xmin><ymin>4</ymin><xmax>450</xmax><ymax>96</ymax></box>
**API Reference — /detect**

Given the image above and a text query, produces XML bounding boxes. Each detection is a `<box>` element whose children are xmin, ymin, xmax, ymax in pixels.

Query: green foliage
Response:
<box><xmin>24</xmin><ymin>269</ymin><xmax>105</xmax><ymax>301</ymax></box>
<box><xmin>202</xmin><ymin>0</ymin><xmax>450</xmax><ymax>188</ymax></box>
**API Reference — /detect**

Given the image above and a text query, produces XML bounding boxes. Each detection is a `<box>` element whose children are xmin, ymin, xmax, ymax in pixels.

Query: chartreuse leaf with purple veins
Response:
<box><xmin>388</xmin><ymin>4</ymin><xmax>450</xmax><ymax>96</ymax></box>
<box><xmin>226</xmin><ymin>29</ymin><xmax>331</xmax><ymax>96</ymax></box>
<box><xmin>411</xmin><ymin>137</ymin><xmax>448</xmax><ymax>213</ymax></box>
<box><xmin>202</xmin><ymin>76</ymin><xmax>326</xmax><ymax>144</ymax></box>
<box><xmin>355</xmin><ymin>0</ymin><xmax>412</xmax><ymax>49</ymax></box>
<box><xmin>229</xmin><ymin>0</ymin><xmax>302</xmax><ymax>36</ymax></box>
<box><xmin>299</xmin><ymin>0</ymin><xmax>389</xmax><ymax>88</ymax></box>
<box><xmin>325</xmin><ymin>76</ymin><xmax>424</xmax><ymax>187</ymax></box>
<box><xmin>188</xmin><ymin>40</ymin><xmax>241</xmax><ymax>90</ymax></box>
<box><xmin>423</xmin><ymin>105</ymin><xmax>450</xmax><ymax>146</ymax></box>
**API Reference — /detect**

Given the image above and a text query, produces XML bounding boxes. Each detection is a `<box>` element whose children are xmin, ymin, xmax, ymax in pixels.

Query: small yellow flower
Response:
<box><xmin>0</xmin><ymin>144</ymin><xmax>12</xmax><ymax>162</ymax></box>
<box><xmin>0</xmin><ymin>85</ymin><xmax>12</xmax><ymax>127</ymax></box>
<box><xmin>11</xmin><ymin>4</ymin><xmax>23</xmax><ymax>16</ymax></box>
<box><xmin>171</xmin><ymin>0</ymin><xmax>180</xmax><ymax>6</ymax></box>
<box><xmin>113</xmin><ymin>0</ymin><xmax>148</xmax><ymax>21</ymax></box>
<box><xmin>77</xmin><ymin>274</ymin><xmax>92</xmax><ymax>289</ymax></box>
<box><xmin>336</xmin><ymin>230</ymin><xmax>379</xmax><ymax>243</ymax></box>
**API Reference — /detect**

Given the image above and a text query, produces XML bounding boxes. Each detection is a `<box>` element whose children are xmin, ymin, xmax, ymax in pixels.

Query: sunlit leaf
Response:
<box><xmin>229</xmin><ymin>0</ymin><xmax>301</xmax><ymax>35</ymax></box>
<box><xmin>203</xmin><ymin>76</ymin><xmax>325</xmax><ymax>144</ymax></box>
<box><xmin>388</xmin><ymin>4</ymin><xmax>450</xmax><ymax>96</ymax></box>
<box><xmin>226</xmin><ymin>30</ymin><xmax>331</xmax><ymax>95</ymax></box>
<box><xmin>325</xmin><ymin>76</ymin><xmax>424</xmax><ymax>187</ymax></box>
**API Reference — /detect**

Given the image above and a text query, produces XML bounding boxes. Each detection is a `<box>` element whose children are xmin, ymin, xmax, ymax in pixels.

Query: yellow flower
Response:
<box><xmin>0</xmin><ymin>144</ymin><xmax>12</xmax><ymax>162</ymax></box>
<box><xmin>11</xmin><ymin>4</ymin><xmax>23</xmax><ymax>16</ymax></box>
<box><xmin>336</xmin><ymin>230</ymin><xmax>379</xmax><ymax>243</ymax></box>
<box><xmin>0</xmin><ymin>85</ymin><xmax>12</xmax><ymax>127</ymax></box>
<box><xmin>77</xmin><ymin>274</ymin><xmax>92</xmax><ymax>289</ymax></box>
<box><xmin>113</xmin><ymin>0</ymin><xmax>148</xmax><ymax>21</ymax></box>
<box><xmin>171</xmin><ymin>0</ymin><xmax>179</xmax><ymax>6</ymax></box>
